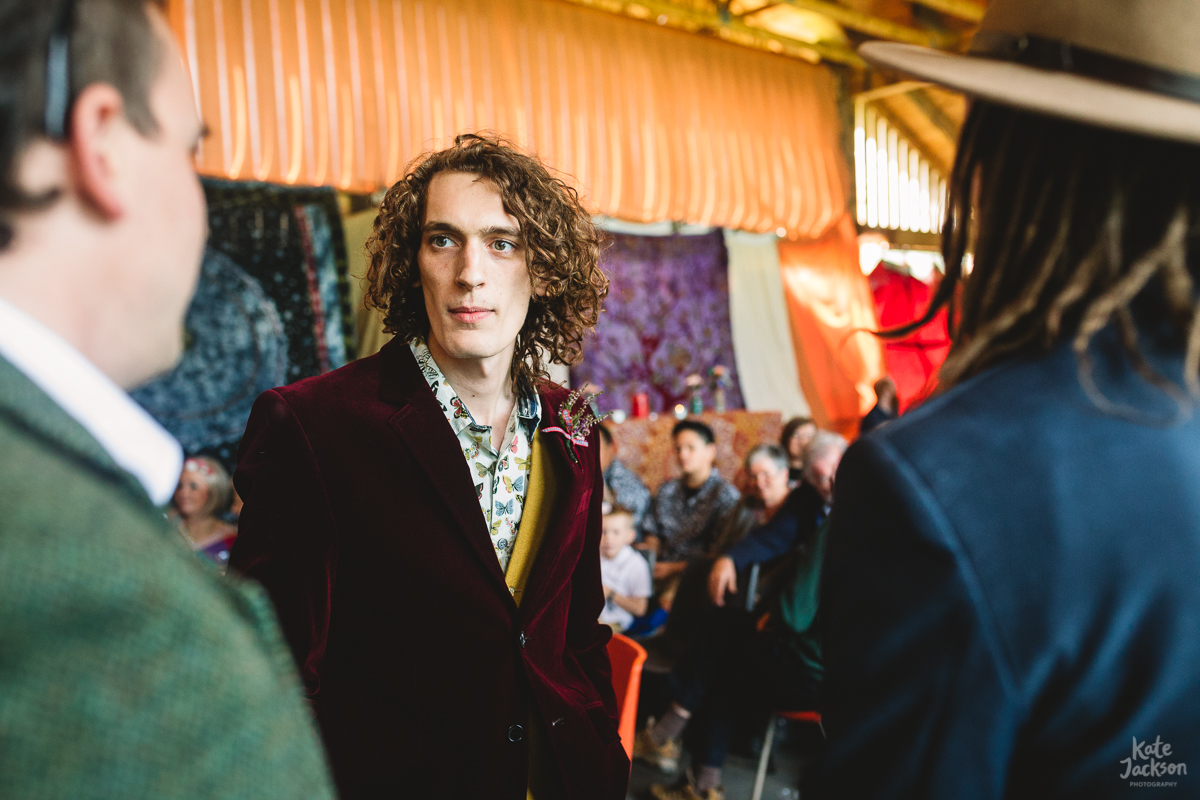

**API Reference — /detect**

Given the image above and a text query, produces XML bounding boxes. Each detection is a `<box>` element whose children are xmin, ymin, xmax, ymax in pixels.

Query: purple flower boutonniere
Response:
<box><xmin>542</xmin><ymin>389</ymin><xmax>609</xmax><ymax>464</ymax></box>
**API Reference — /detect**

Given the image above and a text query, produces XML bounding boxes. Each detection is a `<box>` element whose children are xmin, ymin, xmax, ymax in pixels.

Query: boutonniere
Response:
<box><xmin>542</xmin><ymin>389</ymin><xmax>609</xmax><ymax>464</ymax></box>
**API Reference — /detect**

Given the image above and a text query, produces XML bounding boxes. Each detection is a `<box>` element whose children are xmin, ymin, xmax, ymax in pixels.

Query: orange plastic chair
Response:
<box><xmin>606</xmin><ymin>633</ymin><xmax>648</xmax><ymax>761</ymax></box>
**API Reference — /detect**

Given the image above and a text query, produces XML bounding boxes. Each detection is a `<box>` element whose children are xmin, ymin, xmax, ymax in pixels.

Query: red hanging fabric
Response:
<box><xmin>868</xmin><ymin>264</ymin><xmax>951</xmax><ymax>412</ymax></box>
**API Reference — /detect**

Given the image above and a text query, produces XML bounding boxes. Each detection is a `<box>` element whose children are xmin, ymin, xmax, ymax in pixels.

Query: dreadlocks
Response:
<box><xmin>897</xmin><ymin>100</ymin><xmax>1200</xmax><ymax>413</ymax></box>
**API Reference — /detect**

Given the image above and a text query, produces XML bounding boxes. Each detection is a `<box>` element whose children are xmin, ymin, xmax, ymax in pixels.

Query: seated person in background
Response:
<box><xmin>780</xmin><ymin>416</ymin><xmax>817</xmax><ymax>484</ymax></box>
<box><xmin>708</xmin><ymin>431</ymin><xmax>847</xmax><ymax>603</ymax></box>
<box><xmin>599</xmin><ymin>505</ymin><xmax>652</xmax><ymax>631</ymax></box>
<box><xmin>709</xmin><ymin>443</ymin><xmax>795</xmax><ymax>557</ymax></box>
<box><xmin>599</xmin><ymin>423</ymin><xmax>651</xmax><ymax>529</ymax></box>
<box><xmin>171</xmin><ymin>456</ymin><xmax>238</xmax><ymax>571</ymax></box>
<box><xmin>642</xmin><ymin>420</ymin><xmax>740</xmax><ymax>608</ymax></box>
<box><xmin>859</xmin><ymin>375</ymin><xmax>898</xmax><ymax>435</ymax></box>
<box><xmin>661</xmin><ymin>443</ymin><xmax>798</xmax><ymax>648</ymax></box>
<box><xmin>635</xmin><ymin>439</ymin><xmax>844</xmax><ymax>800</ymax></box>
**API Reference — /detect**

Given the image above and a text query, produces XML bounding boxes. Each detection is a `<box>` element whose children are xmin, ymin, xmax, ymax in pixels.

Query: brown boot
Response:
<box><xmin>648</xmin><ymin>778</ymin><xmax>725</xmax><ymax>800</ymax></box>
<box><xmin>633</xmin><ymin>724</ymin><xmax>681</xmax><ymax>774</ymax></box>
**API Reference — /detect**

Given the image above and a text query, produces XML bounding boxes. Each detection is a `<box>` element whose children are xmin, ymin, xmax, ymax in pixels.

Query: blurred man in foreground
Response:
<box><xmin>0</xmin><ymin>1</ymin><xmax>334</xmax><ymax>796</ymax></box>
<box><xmin>824</xmin><ymin>0</ymin><xmax>1200</xmax><ymax>796</ymax></box>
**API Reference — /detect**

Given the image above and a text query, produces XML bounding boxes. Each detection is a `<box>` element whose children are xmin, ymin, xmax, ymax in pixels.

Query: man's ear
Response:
<box><xmin>68</xmin><ymin>83</ymin><xmax>128</xmax><ymax>220</ymax></box>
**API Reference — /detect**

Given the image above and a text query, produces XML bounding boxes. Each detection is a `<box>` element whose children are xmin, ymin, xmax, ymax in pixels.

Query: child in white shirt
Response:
<box><xmin>599</xmin><ymin>505</ymin><xmax>652</xmax><ymax>631</ymax></box>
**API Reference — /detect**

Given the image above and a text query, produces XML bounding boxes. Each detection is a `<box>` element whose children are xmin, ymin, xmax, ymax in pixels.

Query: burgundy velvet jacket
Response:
<box><xmin>228</xmin><ymin>339</ymin><xmax>629</xmax><ymax>800</ymax></box>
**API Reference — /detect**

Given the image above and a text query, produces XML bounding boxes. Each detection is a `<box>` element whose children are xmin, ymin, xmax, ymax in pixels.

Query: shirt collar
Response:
<box><xmin>410</xmin><ymin>339</ymin><xmax>541</xmax><ymax>437</ymax></box>
<box><xmin>684</xmin><ymin>472</ymin><xmax>720</xmax><ymax>494</ymax></box>
<box><xmin>0</xmin><ymin>295</ymin><xmax>183</xmax><ymax>505</ymax></box>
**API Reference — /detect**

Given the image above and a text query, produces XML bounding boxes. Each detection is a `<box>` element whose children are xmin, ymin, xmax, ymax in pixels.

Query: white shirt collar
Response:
<box><xmin>0</xmin><ymin>296</ymin><xmax>183</xmax><ymax>506</ymax></box>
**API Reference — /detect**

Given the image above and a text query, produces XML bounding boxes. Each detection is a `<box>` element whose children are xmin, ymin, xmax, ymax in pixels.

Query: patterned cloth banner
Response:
<box><xmin>131</xmin><ymin>179</ymin><xmax>354</xmax><ymax>469</ymax></box>
<box><xmin>571</xmin><ymin>229</ymin><xmax>744</xmax><ymax>415</ymax></box>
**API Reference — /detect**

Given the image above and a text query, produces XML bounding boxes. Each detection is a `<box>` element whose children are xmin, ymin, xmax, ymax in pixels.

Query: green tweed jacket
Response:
<box><xmin>0</xmin><ymin>356</ymin><xmax>336</xmax><ymax>800</ymax></box>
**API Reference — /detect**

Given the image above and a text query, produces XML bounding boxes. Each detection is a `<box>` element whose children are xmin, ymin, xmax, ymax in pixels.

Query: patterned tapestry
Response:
<box><xmin>571</xmin><ymin>230</ymin><xmax>745</xmax><ymax>415</ymax></box>
<box><xmin>131</xmin><ymin>179</ymin><xmax>354</xmax><ymax>469</ymax></box>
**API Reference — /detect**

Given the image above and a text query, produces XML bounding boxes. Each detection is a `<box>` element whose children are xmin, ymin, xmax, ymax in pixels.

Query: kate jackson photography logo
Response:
<box><xmin>1121</xmin><ymin>736</ymin><xmax>1187</xmax><ymax>788</ymax></box>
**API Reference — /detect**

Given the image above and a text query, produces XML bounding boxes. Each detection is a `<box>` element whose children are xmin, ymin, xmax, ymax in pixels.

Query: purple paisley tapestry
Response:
<box><xmin>571</xmin><ymin>230</ymin><xmax>745</xmax><ymax>414</ymax></box>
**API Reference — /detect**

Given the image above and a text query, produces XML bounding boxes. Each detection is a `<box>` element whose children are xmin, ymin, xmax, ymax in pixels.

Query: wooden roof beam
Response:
<box><xmin>910</xmin><ymin>0</ymin><xmax>986</xmax><ymax>24</ymax></box>
<box><xmin>868</xmin><ymin>98</ymin><xmax>952</xmax><ymax>175</ymax></box>
<box><xmin>553</xmin><ymin>0</ymin><xmax>867</xmax><ymax>67</ymax></box>
<box><xmin>782</xmin><ymin>0</ymin><xmax>959</xmax><ymax>48</ymax></box>
<box><xmin>907</xmin><ymin>86</ymin><xmax>960</xmax><ymax>139</ymax></box>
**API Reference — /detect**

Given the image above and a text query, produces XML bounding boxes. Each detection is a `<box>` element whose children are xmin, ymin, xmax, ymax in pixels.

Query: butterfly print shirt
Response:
<box><xmin>411</xmin><ymin>341</ymin><xmax>540</xmax><ymax>572</ymax></box>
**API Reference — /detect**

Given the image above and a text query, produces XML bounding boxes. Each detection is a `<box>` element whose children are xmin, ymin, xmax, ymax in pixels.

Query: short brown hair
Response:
<box><xmin>364</xmin><ymin>134</ymin><xmax>608</xmax><ymax>396</ymax></box>
<box><xmin>780</xmin><ymin>416</ymin><xmax>814</xmax><ymax>449</ymax></box>
<box><xmin>0</xmin><ymin>0</ymin><xmax>167</xmax><ymax>249</ymax></box>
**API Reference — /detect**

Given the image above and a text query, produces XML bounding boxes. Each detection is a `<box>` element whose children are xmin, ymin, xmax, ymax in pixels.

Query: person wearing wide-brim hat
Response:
<box><xmin>821</xmin><ymin>0</ymin><xmax>1200</xmax><ymax>797</ymax></box>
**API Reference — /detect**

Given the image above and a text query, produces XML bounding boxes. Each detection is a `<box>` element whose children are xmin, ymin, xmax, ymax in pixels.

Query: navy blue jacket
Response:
<box><xmin>822</xmin><ymin>335</ymin><xmax>1200</xmax><ymax>798</ymax></box>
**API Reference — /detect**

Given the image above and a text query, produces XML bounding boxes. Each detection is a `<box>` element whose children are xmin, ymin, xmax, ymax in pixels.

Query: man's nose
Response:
<box><xmin>456</xmin><ymin>240</ymin><xmax>486</xmax><ymax>288</ymax></box>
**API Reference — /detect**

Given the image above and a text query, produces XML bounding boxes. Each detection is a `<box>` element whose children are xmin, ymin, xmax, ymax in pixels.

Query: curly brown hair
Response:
<box><xmin>364</xmin><ymin>133</ymin><xmax>608</xmax><ymax>396</ymax></box>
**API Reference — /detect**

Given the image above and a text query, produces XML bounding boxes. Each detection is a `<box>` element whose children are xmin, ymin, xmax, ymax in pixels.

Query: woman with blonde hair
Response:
<box><xmin>171</xmin><ymin>456</ymin><xmax>237</xmax><ymax>569</ymax></box>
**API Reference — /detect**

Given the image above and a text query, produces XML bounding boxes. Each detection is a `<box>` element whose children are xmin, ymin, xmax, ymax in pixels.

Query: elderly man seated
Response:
<box><xmin>635</xmin><ymin>431</ymin><xmax>848</xmax><ymax>800</ymax></box>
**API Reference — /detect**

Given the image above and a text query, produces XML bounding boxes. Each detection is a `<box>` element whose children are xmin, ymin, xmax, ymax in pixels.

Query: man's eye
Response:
<box><xmin>493</xmin><ymin>240</ymin><xmax>515</xmax><ymax>252</ymax></box>
<box><xmin>431</xmin><ymin>235</ymin><xmax>453</xmax><ymax>248</ymax></box>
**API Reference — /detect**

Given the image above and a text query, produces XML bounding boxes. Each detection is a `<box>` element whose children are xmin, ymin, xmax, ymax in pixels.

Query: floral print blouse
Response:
<box><xmin>411</xmin><ymin>341</ymin><xmax>540</xmax><ymax>572</ymax></box>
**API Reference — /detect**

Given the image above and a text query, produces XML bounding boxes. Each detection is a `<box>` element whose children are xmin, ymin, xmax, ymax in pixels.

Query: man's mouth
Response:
<box><xmin>449</xmin><ymin>307</ymin><xmax>492</xmax><ymax>324</ymax></box>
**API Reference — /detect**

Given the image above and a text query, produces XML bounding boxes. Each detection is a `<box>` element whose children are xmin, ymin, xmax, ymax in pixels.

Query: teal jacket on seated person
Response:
<box><xmin>0</xmin><ymin>356</ymin><xmax>335</xmax><ymax>800</ymax></box>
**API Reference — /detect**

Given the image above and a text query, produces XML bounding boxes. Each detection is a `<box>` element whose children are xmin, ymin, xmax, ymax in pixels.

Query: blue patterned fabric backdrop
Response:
<box><xmin>571</xmin><ymin>230</ymin><xmax>745</xmax><ymax>414</ymax></box>
<box><xmin>131</xmin><ymin>179</ymin><xmax>354</xmax><ymax>469</ymax></box>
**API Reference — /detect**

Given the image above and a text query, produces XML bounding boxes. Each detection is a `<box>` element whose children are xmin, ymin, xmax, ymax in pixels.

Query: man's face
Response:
<box><xmin>112</xmin><ymin>11</ymin><xmax>207</xmax><ymax>385</ymax></box>
<box><xmin>807</xmin><ymin>449</ymin><xmax>843</xmax><ymax>504</ymax></box>
<box><xmin>417</xmin><ymin>171</ymin><xmax>534</xmax><ymax>367</ymax></box>
<box><xmin>674</xmin><ymin>430</ymin><xmax>716</xmax><ymax>479</ymax></box>
<box><xmin>600</xmin><ymin>513</ymin><xmax>636</xmax><ymax>559</ymax></box>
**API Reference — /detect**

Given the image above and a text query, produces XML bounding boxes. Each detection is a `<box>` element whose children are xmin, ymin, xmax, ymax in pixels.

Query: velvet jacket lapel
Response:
<box><xmin>380</xmin><ymin>342</ymin><xmax>515</xmax><ymax>604</ymax></box>
<box><xmin>378</xmin><ymin>340</ymin><xmax>594</xmax><ymax>615</ymax></box>
<box><xmin>515</xmin><ymin>386</ymin><xmax>593</xmax><ymax>618</ymax></box>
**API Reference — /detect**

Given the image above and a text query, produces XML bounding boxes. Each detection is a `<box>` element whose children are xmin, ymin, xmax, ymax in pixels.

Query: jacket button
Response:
<box><xmin>518</xmin><ymin>632</ymin><xmax>527</xmax><ymax>649</ymax></box>
<box><xmin>507</xmin><ymin>724</ymin><xmax>525</xmax><ymax>743</ymax></box>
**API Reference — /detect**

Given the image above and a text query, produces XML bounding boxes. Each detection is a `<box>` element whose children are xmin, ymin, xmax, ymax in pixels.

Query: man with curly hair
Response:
<box><xmin>229</xmin><ymin>134</ymin><xmax>628</xmax><ymax>800</ymax></box>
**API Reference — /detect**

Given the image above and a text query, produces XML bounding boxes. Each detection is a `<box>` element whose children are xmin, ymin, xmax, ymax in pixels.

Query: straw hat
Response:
<box><xmin>859</xmin><ymin>0</ymin><xmax>1200</xmax><ymax>145</ymax></box>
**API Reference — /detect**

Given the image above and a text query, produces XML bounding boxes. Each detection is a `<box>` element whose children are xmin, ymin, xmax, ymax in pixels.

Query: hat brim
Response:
<box><xmin>860</xmin><ymin>41</ymin><xmax>1200</xmax><ymax>147</ymax></box>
